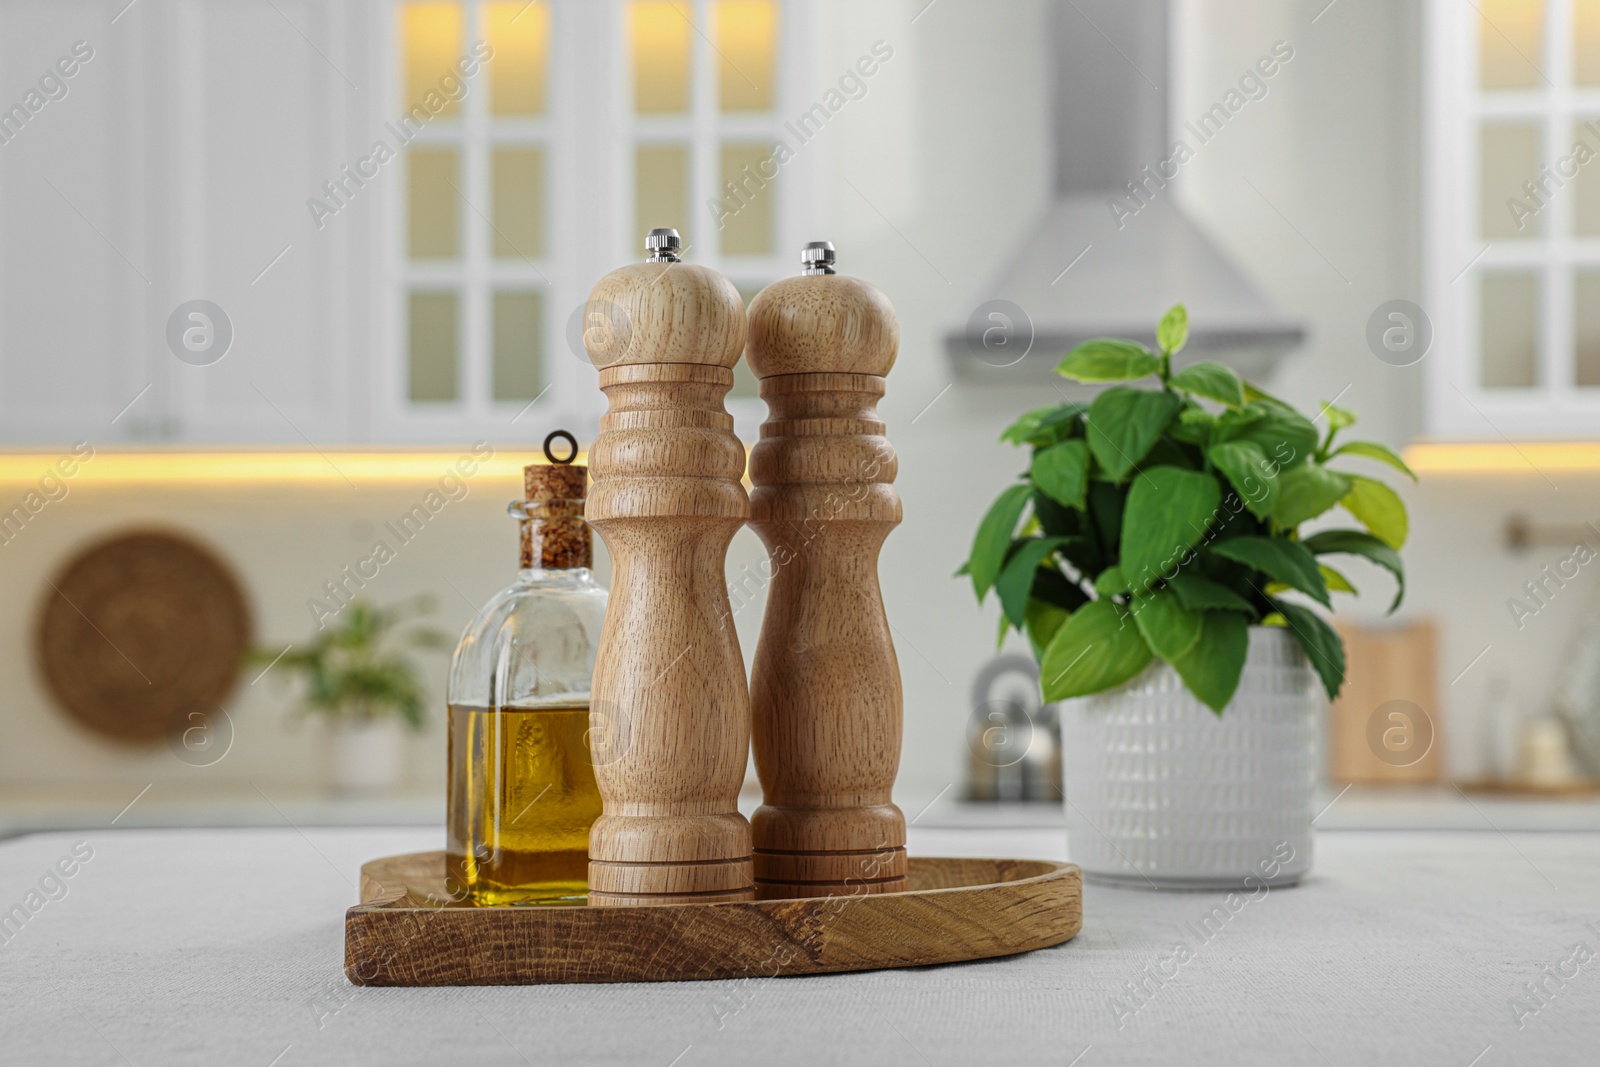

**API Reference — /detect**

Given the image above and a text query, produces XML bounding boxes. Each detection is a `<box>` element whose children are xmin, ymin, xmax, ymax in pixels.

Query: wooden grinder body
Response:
<box><xmin>745</xmin><ymin>271</ymin><xmax>907</xmax><ymax>899</ymax></box>
<box><xmin>583</xmin><ymin>260</ymin><xmax>754</xmax><ymax>906</ymax></box>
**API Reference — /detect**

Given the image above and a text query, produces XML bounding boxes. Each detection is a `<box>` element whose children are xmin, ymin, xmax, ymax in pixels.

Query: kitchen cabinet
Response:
<box><xmin>1424</xmin><ymin>0</ymin><xmax>1600</xmax><ymax>439</ymax></box>
<box><xmin>0</xmin><ymin>0</ymin><xmax>810</xmax><ymax>445</ymax></box>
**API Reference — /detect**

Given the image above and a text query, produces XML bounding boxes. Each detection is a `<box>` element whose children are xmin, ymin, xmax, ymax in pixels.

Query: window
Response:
<box><xmin>399</xmin><ymin>1</ymin><xmax>552</xmax><ymax>418</ymax></box>
<box><xmin>623</xmin><ymin>0</ymin><xmax>786</xmax><ymax>402</ymax></box>
<box><xmin>1426</xmin><ymin>0</ymin><xmax>1600</xmax><ymax>436</ymax></box>
<box><xmin>388</xmin><ymin>0</ymin><xmax>804</xmax><ymax>439</ymax></box>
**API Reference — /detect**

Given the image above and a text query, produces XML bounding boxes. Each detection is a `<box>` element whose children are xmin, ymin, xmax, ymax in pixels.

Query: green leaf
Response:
<box><xmin>1302</xmin><ymin>529</ymin><xmax>1405</xmax><ymax>613</ymax></box>
<box><xmin>1034</xmin><ymin>566</ymin><xmax>1091</xmax><ymax>613</ymax></box>
<box><xmin>1031</xmin><ymin>493</ymin><xmax>1081</xmax><ymax>539</ymax></box>
<box><xmin>1270</xmin><ymin>463</ymin><xmax>1352</xmax><ymax>528</ymax></box>
<box><xmin>1271</xmin><ymin>598</ymin><xmax>1346</xmax><ymax>702</ymax></box>
<box><xmin>1207</xmin><ymin>439</ymin><xmax>1278</xmax><ymax>519</ymax></box>
<box><xmin>1024</xmin><ymin>598</ymin><xmax>1072</xmax><ymax>661</ymax></box>
<box><xmin>1085</xmin><ymin>480</ymin><xmax>1126</xmax><ymax>562</ymax></box>
<box><xmin>1118</xmin><ymin>466</ymin><xmax>1222</xmax><ymax>593</ymax></box>
<box><xmin>1158</xmin><ymin>304</ymin><xmax>1190</xmax><ymax>355</ymax></box>
<box><xmin>1039</xmin><ymin>599</ymin><xmax>1153</xmax><ymax>702</ymax></box>
<box><xmin>1132</xmin><ymin>587</ymin><xmax>1204</xmax><ymax>661</ymax></box>
<box><xmin>1321</xmin><ymin>402</ymin><xmax>1357</xmax><ymax>431</ymax></box>
<box><xmin>1243</xmin><ymin>381</ymin><xmax>1293</xmax><ymax>409</ymax></box>
<box><xmin>1001</xmin><ymin>403</ymin><xmax>1086</xmax><ymax>447</ymax></box>
<box><xmin>1320</xmin><ymin>563</ymin><xmax>1357</xmax><ymax>595</ymax></box>
<box><xmin>968</xmin><ymin>484</ymin><xmax>1031</xmax><ymax>600</ymax></box>
<box><xmin>1030</xmin><ymin>439</ymin><xmax>1090</xmax><ymax>510</ymax></box>
<box><xmin>1170</xmin><ymin>610</ymin><xmax>1249</xmax><ymax>713</ymax></box>
<box><xmin>1094</xmin><ymin>565</ymin><xmax>1130</xmax><ymax>596</ymax></box>
<box><xmin>1332</xmin><ymin>440</ymin><xmax>1417</xmax><ymax>481</ymax></box>
<box><xmin>1144</xmin><ymin>437</ymin><xmax>1204</xmax><ymax>472</ymax></box>
<box><xmin>1209</xmin><ymin>536</ymin><xmax>1331</xmax><ymax>608</ymax></box>
<box><xmin>1340</xmin><ymin>474</ymin><xmax>1408</xmax><ymax>549</ymax></box>
<box><xmin>1223</xmin><ymin>402</ymin><xmax>1319</xmax><ymax>469</ymax></box>
<box><xmin>1171</xmin><ymin>407</ymin><xmax>1217</xmax><ymax>446</ymax></box>
<box><xmin>996</xmin><ymin>537</ymin><xmax>1069</xmax><ymax>628</ymax></box>
<box><xmin>1166</xmin><ymin>572</ymin><xmax>1257</xmax><ymax>614</ymax></box>
<box><xmin>1056</xmin><ymin>339</ymin><xmax>1162</xmax><ymax>383</ymax></box>
<box><xmin>1169</xmin><ymin>361</ymin><xmax>1244</xmax><ymax>409</ymax></box>
<box><xmin>1085</xmin><ymin>388</ymin><xmax>1183</xmax><ymax>481</ymax></box>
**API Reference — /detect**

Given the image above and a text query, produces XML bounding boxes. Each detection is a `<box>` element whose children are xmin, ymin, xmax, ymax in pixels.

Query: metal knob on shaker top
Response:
<box><xmin>644</xmin><ymin>227</ymin><xmax>682</xmax><ymax>263</ymax></box>
<box><xmin>799</xmin><ymin>240</ymin><xmax>837</xmax><ymax>275</ymax></box>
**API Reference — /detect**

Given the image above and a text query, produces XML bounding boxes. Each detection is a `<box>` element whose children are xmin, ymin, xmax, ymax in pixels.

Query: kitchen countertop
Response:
<box><xmin>6</xmin><ymin>783</ymin><xmax>1600</xmax><ymax>838</ymax></box>
<box><xmin>3</xmin><ymin>825</ymin><xmax>1597</xmax><ymax>1066</ymax></box>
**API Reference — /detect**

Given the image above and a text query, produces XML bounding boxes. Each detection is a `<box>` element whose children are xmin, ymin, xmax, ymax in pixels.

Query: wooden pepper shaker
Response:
<box><xmin>745</xmin><ymin>241</ymin><xmax>908</xmax><ymax>899</ymax></box>
<box><xmin>582</xmin><ymin>229</ymin><xmax>755</xmax><ymax>906</ymax></box>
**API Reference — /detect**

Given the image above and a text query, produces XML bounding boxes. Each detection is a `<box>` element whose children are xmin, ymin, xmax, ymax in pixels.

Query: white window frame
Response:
<box><xmin>370</xmin><ymin>0</ymin><xmax>815</xmax><ymax>445</ymax></box>
<box><xmin>1425</xmin><ymin>0</ymin><xmax>1600</xmax><ymax>439</ymax></box>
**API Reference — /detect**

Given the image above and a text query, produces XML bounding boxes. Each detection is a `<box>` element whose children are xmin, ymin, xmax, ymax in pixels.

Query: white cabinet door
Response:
<box><xmin>0</xmin><ymin>1</ymin><xmax>153</xmax><ymax>444</ymax></box>
<box><xmin>0</xmin><ymin>0</ymin><xmax>366</xmax><ymax>445</ymax></box>
<box><xmin>161</xmin><ymin>0</ymin><xmax>360</xmax><ymax>442</ymax></box>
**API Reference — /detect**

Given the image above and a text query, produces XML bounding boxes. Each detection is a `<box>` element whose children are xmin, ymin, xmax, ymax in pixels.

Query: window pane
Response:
<box><xmin>1577</xmin><ymin>273</ymin><xmax>1600</xmax><ymax>386</ymax></box>
<box><xmin>719</xmin><ymin>143</ymin><xmax>775</xmax><ymax>255</ymax></box>
<box><xmin>631</xmin><ymin>1</ymin><xmax>691</xmax><ymax>113</ymax></box>
<box><xmin>492</xmin><ymin>146</ymin><xmax>545</xmax><ymax>259</ymax></box>
<box><xmin>403</xmin><ymin>3</ymin><xmax>464</xmax><ymax>117</ymax></box>
<box><xmin>493</xmin><ymin>290</ymin><xmax>544</xmax><ymax>401</ymax></box>
<box><xmin>717</xmin><ymin>1</ymin><xmax>776</xmax><ymax>112</ymax></box>
<box><xmin>410</xmin><ymin>291</ymin><xmax>460</xmax><ymax>401</ymax></box>
<box><xmin>1481</xmin><ymin>124</ymin><xmax>1541</xmax><ymax>239</ymax></box>
<box><xmin>409</xmin><ymin>147</ymin><xmax>461</xmax><ymax>258</ymax></box>
<box><xmin>1575</xmin><ymin>121</ymin><xmax>1600</xmax><ymax>236</ymax></box>
<box><xmin>488</xmin><ymin>1</ymin><xmax>548</xmax><ymax>116</ymax></box>
<box><xmin>1481</xmin><ymin>273</ymin><xmax>1540</xmax><ymax>388</ymax></box>
<box><xmin>1479</xmin><ymin>0</ymin><xmax>1545</xmax><ymax>89</ymax></box>
<box><xmin>1577</xmin><ymin>0</ymin><xmax>1600</xmax><ymax>84</ymax></box>
<box><xmin>636</xmin><ymin>144</ymin><xmax>690</xmax><ymax>245</ymax></box>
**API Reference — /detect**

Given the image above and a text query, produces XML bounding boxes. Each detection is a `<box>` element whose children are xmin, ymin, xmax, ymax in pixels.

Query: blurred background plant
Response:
<box><xmin>248</xmin><ymin>595</ymin><xmax>449</xmax><ymax>733</ymax></box>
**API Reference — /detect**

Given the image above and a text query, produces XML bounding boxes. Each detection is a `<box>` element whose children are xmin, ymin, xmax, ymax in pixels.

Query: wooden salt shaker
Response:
<box><xmin>746</xmin><ymin>242</ymin><xmax>908</xmax><ymax>899</ymax></box>
<box><xmin>582</xmin><ymin>229</ymin><xmax>755</xmax><ymax>906</ymax></box>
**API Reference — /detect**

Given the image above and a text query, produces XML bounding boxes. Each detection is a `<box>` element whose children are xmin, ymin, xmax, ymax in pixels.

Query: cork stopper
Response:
<box><xmin>523</xmin><ymin>462</ymin><xmax>586</xmax><ymax>502</ymax></box>
<box><xmin>516</xmin><ymin>461</ymin><xmax>591</xmax><ymax>570</ymax></box>
<box><xmin>745</xmin><ymin>243</ymin><xmax>898</xmax><ymax>379</ymax></box>
<box><xmin>582</xmin><ymin>230</ymin><xmax>747</xmax><ymax>369</ymax></box>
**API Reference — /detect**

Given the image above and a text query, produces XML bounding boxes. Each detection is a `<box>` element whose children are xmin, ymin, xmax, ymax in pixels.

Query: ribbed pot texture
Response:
<box><xmin>1061</xmin><ymin>627</ymin><xmax>1319</xmax><ymax>888</ymax></box>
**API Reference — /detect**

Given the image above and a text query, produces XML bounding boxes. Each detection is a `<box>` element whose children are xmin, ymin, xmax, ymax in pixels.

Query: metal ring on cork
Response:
<box><xmin>543</xmin><ymin>430</ymin><xmax>579</xmax><ymax>465</ymax></box>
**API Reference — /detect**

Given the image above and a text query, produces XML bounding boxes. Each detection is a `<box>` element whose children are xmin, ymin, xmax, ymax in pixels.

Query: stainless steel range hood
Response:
<box><xmin>948</xmin><ymin>0</ymin><xmax>1304</xmax><ymax>383</ymax></box>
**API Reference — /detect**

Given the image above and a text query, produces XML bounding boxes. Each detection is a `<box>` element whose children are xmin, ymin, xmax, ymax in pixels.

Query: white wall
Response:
<box><xmin>0</xmin><ymin>472</ymin><xmax>531</xmax><ymax>801</ymax></box>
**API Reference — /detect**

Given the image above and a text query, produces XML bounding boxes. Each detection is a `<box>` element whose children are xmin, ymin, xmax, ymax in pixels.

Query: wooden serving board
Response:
<box><xmin>345</xmin><ymin>852</ymin><xmax>1081</xmax><ymax>985</ymax></box>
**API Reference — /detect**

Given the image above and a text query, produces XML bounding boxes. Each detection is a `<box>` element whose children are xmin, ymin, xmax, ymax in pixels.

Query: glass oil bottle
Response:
<box><xmin>446</xmin><ymin>448</ymin><xmax>608</xmax><ymax>905</ymax></box>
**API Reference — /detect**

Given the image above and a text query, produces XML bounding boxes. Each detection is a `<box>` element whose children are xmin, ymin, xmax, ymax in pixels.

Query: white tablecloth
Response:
<box><xmin>2</xmin><ymin>824</ymin><xmax>1597</xmax><ymax>1065</ymax></box>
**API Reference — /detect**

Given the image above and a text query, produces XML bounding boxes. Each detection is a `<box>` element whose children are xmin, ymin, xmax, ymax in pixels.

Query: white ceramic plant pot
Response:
<box><xmin>1061</xmin><ymin>627</ymin><xmax>1319</xmax><ymax>889</ymax></box>
<box><xmin>327</xmin><ymin>717</ymin><xmax>405</xmax><ymax>796</ymax></box>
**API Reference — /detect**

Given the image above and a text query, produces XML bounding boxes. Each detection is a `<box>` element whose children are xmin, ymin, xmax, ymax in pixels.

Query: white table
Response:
<box><xmin>3</xmin><ymin>825</ymin><xmax>1597</xmax><ymax>1065</ymax></box>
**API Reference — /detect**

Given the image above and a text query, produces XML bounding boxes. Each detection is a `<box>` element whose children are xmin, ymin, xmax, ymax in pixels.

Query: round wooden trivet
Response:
<box><xmin>35</xmin><ymin>529</ymin><xmax>252</xmax><ymax>743</ymax></box>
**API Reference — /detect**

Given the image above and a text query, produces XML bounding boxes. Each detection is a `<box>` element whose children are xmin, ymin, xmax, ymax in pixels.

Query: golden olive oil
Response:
<box><xmin>447</xmin><ymin>703</ymin><xmax>601</xmax><ymax>906</ymax></box>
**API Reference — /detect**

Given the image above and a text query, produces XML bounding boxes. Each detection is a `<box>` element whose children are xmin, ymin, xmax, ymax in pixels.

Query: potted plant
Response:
<box><xmin>964</xmin><ymin>305</ymin><xmax>1411</xmax><ymax>887</ymax></box>
<box><xmin>251</xmin><ymin>596</ymin><xmax>449</xmax><ymax>795</ymax></box>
